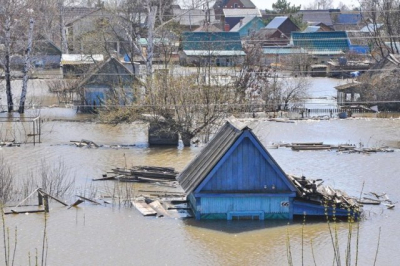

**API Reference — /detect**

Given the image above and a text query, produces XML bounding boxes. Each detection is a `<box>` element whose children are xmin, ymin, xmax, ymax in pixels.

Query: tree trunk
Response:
<box><xmin>19</xmin><ymin>19</ymin><xmax>35</xmax><ymax>114</ymax></box>
<box><xmin>59</xmin><ymin>2</ymin><xmax>68</xmax><ymax>54</ymax></box>
<box><xmin>181</xmin><ymin>132</ymin><xmax>193</xmax><ymax>147</ymax></box>
<box><xmin>145</xmin><ymin>5</ymin><xmax>157</xmax><ymax>76</ymax></box>
<box><xmin>5</xmin><ymin>16</ymin><xmax>13</xmax><ymax>113</ymax></box>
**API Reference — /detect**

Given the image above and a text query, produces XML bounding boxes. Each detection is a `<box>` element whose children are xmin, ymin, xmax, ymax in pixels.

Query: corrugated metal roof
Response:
<box><xmin>181</xmin><ymin>32</ymin><xmax>243</xmax><ymax>51</ymax></box>
<box><xmin>223</xmin><ymin>8</ymin><xmax>261</xmax><ymax>17</ymax></box>
<box><xmin>291</xmin><ymin>31</ymin><xmax>350</xmax><ymax>53</ymax></box>
<box><xmin>265</xmin><ymin>16</ymin><xmax>288</xmax><ymax>29</ymax></box>
<box><xmin>177</xmin><ymin>119</ymin><xmax>247</xmax><ymax>194</ymax></box>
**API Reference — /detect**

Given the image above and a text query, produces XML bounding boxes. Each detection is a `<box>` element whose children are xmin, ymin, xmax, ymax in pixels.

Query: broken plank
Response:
<box><xmin>76</xmin><ymin>195</ymin><xmax>101</xmax><ymax>205</ymax></box>
<box><xmin>149</xmin><ymin>200</ymin><xmax>170</xmax><ymax>217</ymax></box>
<box><xmin>131</xmin><ymin>200</ymin><xmax>157</xmax><ymax>216</ymax></box>
<box><xmin>5</xmin><ymin>209</ymin><xmax>46</xmax><ymax>215</ymax></box>
<box><xmin>67</xmin><ymin>199</ymin><xmax>84</xmax><ymax>209</ymax></box>
<box><xmin>38</xmin><ymin>189</ymin><xmax>68</xmax><ymax>206</ymax></box>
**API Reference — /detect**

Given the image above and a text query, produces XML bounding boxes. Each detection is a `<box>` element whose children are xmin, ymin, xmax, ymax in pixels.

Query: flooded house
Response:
<box><xmin>76</xmin><ymin>57</ymin><xmax>137</xmax><ymax>111</ymax></box>
<box><xmin>177</xmin><ymin>119</ymin><xmax>359</xmax><ymax>220</ymax></box>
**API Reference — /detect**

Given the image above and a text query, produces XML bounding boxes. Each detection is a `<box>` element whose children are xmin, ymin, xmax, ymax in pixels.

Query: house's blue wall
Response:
<box><xmin>238</xmin><ymin>18</ymin><xmax>265</xmax><ymax>38</ymax></box>
<box><xmin>200</xmin><ymin>137</ymin><xmax>291</xmax><ymax>192</ymax></box>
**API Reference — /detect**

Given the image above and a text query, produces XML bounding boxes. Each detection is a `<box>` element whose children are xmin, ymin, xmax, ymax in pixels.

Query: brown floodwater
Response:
<box><xmin>0</xmin><ymin>77</ymin><xmax>399</xmax><ymax>265</ymax></box>
<box><xmin>0</xmin><ymin>117</ymin><xmax>399</xmax><ymax>265</ymax></box>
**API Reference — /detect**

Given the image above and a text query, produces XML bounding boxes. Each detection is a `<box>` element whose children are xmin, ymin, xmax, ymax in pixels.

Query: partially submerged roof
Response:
<box><xmin>177</xmin><ymin>118</ymin><xmax>297</xmax><ymax>194</ymax></box>
<box><xmin>181</xmin><ymin>32</ymin><xmax>244</xmax><ymax>52</ymax></box>
<box><xmin>223</xmin><ymin>8</ymin><xmax>261</xmax><ymax>17</ymax></box>
<box><xmin>291</xmin><ymin>31</ymin><xmax>350</xmax><ymax>54</ymax></box>
<box><xmin>265</xmin><ymin>16</ymin><xmax>288</xmax><ymax>29</ymax></box>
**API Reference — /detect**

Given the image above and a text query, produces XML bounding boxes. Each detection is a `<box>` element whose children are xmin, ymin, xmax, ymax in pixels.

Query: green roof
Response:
<box><xmin>291</xmin><ymin>31</ymin><xmax>350</xmax><ymax>54</ymax></box>
<box><xmin>181</xmin><ymin>32</ymin><xmax>243</xmax><ymax>51</ymax></box>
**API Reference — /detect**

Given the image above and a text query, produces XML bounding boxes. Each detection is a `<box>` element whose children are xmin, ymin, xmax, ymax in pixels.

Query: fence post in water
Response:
<box><xmin>38</xmin><ymin>191</ymin><xmax>43</xmax><ymax>206</ymax></box>
<box><xmin>38</xmin><ymin>117</ymin><xmax>41</xmax><ymax>143</ymax></box>
<box><xmin>33</xmin><ymin>120</ymin><xmax>36</xmax><ymax>146</ymax></box>
<box><xmin>43</xmin><ymin>195</ymin><xmax>49</xmax><ymax>213</ymax></box>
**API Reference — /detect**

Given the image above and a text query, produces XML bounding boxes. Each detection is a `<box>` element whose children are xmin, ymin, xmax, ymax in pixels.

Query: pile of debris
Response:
<box><xmin>359</xmin><ymin>192</ymin><xmax>395</xmax><ymax>209</ymax></box>
<box><xmin>288</xmin><ymin>175</ymin><xmax>359</xmax><ymax>210</ymax></box>
<box><xmin>0</xmin><ymin>140</ymin><xmax>21</xmax><ymax>147</ymax></box>
<box><xmin>95</xmin><ymin>166</ymin><xmax>179</xmax><ymax>184</ymax></box>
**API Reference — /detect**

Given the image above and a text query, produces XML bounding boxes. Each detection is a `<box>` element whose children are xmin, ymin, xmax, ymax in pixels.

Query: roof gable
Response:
<box><xmin>181</xmin><ymin>32</ymin><xmax>243</xmax><ymax>51</ymax></box>
<box><xmin>266</xmin><ymin>16</ymin><xmax>288</xmax><ymax>29</ymax></box>
<box><xmin>78</xmin><ymin>57</ymin><xmax>134</xmax><ymax>88</ymax></box>
<box><xmin>298</xmin><ymin>10</ymin><xmax>335</xmax><ymax>26</ymax></box>
<box><xmin>195</xmin><ymin>130</ymin><xmax>297</xmax><ymax>194</ymax></box>
<box><xmin>230</xmin><ymin>16</ymin><xmax>265</xmax><ymax>34</ymax></box>
<box><xmin>177</xmin><ymin>119</ymin><xmax>297</xmax><ymax>195</ymax></box>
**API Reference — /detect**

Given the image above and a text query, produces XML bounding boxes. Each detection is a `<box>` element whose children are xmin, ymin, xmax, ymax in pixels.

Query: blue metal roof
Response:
<box><xmin>181</xmin><ymin>32</ymin><xmax>243</xmax><ymax>51</ymax></box>
<box><xmin>291</xmin><ymin>31</ymin><xmax>350</xmax><ymax>53</ymax></box>
<box><xmin>337</xmin><ymin>13</ymin><xmax>361</xmax><ymax>25</ymax></box>
<box><xmin>265</xmin><ymin>16</ymin><xmax>288</xmax><ymax>29</ymax></box>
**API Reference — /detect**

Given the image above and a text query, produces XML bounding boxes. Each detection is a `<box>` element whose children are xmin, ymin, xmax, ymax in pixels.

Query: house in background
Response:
<box><xmin>179</xmin><ymin>32</ymin><xmax>245</xmax><ymax>67</ymax></box>
<box><xmin>332</xmin><ymin>13</ymin><xmax>363</xmax><ymax>31</ymax></box>
<box><xmin>253</xmin><ymin>28</ymin><xmax>290</xmax><ymax>46</ymax></box>
<box><xmin>32</xmin><ymin>37</ymin><xmax>62</xmax><ymax>69</ymax></box>
<box><xmin>291</xmin><ymin>31</ymin><xmax>351</xmax><ymax>63</ymax></box>
<box><xmin>76</xmin><ymin>57</ymin><xmax>137</xmax><ymax>110</ymax></box>
<box><xmin>298</xmin><ymin>9</ymin><xmax>339</xmax><ymax>29</ymax></box>
<box><xmin>224</xmin><ymin>0</ymin><xmax>256</xmax><ymax>9</ymax></box>
<box><xmin>222</xmin><ymin>8</ymin><xmax>262</xmax><ymax>31</ymax></box>
<box><xmin>173</xmin><ymin>6</ymin><xmax>218</xmax><ymax>31</ymax></box>
<box><xmin>230</xmin><ymin>16</ymin><xmax>265</xmax><ymax>38</ymax></box>
<box><xmin>265</xmin><ymin>16</ymin><xmax>300</xmax><ymax>38</ymax></box>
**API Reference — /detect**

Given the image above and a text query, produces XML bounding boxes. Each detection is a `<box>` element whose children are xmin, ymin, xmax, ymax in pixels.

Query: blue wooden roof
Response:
<box><xmin>181</xmin><ymin>32</ymin><xmax>243</xmax><ymax>51</ymax></box>
<box><xmin>177</xmin><ymin>119</ymin><xmax>298</xmax><ymax>195</ymax></box>
<box><xmin>291</xmin><ymin>31</ymin><xmax>350</xmax><ymax>53</ymax></box>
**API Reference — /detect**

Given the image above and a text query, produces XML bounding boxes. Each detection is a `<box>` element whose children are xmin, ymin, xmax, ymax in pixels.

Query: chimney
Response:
<box><xmin>239</xmin><ymin>19</ymin><xmax>243</xmax><ymax>27</ymax></box>
<box><xmin>224</xmin><ymin>23</ymin><xmax>230</xmax><ymax>31</ymax></box>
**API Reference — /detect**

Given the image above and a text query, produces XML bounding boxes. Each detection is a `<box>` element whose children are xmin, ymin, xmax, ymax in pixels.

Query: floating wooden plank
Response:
<box><xmin>67</xmin><ymin>199</ymin><xmax>84</xmax><ymax>209</ymax></box>
<box><xmin>76</xmin><ymin>195</ymin><xmax>101</xmax><ymax>205</ymax></box>
<box><xmin>149</xmin><ymin>200</ymin><xmax>170</xmax><ymax>217</ymax></box>
<box><xmin>4</xmin><ymin>209</ymin><xmax>46</xmax><ymax>215</ymax></box>
<box><xmin>131</xmin><ymin>200</ymin><xmax>157</xmax><ymax>216</ymax></box>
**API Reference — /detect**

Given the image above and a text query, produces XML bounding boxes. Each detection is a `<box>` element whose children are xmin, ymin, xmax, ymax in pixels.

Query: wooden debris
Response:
<box><xmin>148</xmin><ymin>200</ymin><xmax>171</xmax><ymax>217</ymax></box>
<box><xmin>67</xmin><ymin>199</ymin><xmax>84</xmax><ymax>209</ymax></box>
<box><xmin>76</xmin><ymin>195</ymin><xmax>101</xmax><ymax>205</ymax></box>
<box><xmin>98</xmin><ymin>166</ymin><xmax>179</xmax><ymax>183</ymax></box>
<box><xmin>70</xmin><ymin>139</ymin><xmax>100</xmax><ymax>148</ymax></box>
<box><xmin>4</xmin><ymin>210</ymin><xmax>46</xmax><ymax>215</ymax></box>
<box><xmin>131</xmin><ymin>200</ymin><xmax>157</xmax><ymax>216</ymax></box>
